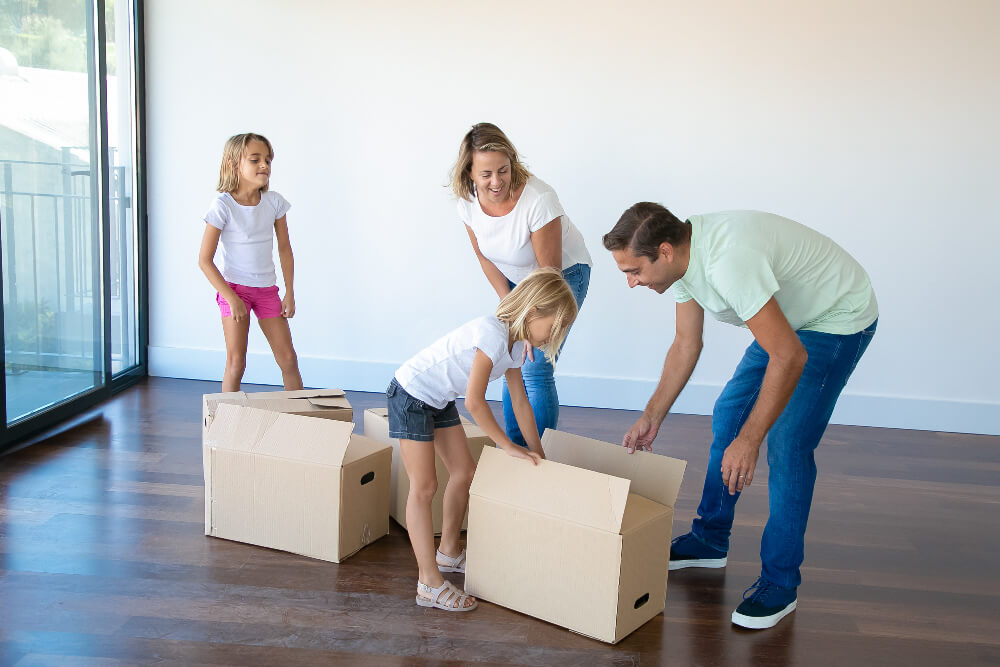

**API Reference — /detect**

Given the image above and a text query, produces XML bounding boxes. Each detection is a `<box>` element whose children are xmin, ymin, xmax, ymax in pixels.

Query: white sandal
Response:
<box><xmin>415</xmin><ymin>580</ymin><xmax>477</xmax><ymax>612</ymax></box>
<box><xmin>436</xmin><ymin>548</ymin><xmax>467</xmax><ymax>573</ymax></box>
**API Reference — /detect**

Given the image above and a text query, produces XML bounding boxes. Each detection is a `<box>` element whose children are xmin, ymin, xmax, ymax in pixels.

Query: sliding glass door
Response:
<box><xmin>0</xmin><ymin>0</ymin><xmax>145</xmax><ymax>449</ymax></box>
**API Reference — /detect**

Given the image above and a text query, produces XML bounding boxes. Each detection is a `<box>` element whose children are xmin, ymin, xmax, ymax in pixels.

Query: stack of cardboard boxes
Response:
<box><xmin>200</xmin><ymin>390</ymin><xmax>686</xmax><ymax>643</ymax></box>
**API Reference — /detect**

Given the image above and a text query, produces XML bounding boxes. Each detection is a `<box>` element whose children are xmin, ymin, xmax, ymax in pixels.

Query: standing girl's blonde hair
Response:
<box><xmin>217</xmin><ymin>133</ymin><xmax>274</xmax><ymax>193</ymax></box>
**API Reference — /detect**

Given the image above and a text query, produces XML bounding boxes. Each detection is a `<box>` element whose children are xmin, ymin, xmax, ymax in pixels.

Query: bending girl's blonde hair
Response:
<box><xmin>449</xmin><ymin>122</ymin><xmax>532</xmax><ymax>201</ymax></box>
<box><xmin>496</xmin><ymin>267</ymin><xmax>578</xmax><ymax>363</ymax></box>
<box><xmin>216</xmin><ymin>132</ymin><xmax>274</xmax><ymax>193</ymax></box>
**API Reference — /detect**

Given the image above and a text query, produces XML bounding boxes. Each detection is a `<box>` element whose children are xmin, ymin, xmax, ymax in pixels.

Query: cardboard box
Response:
<box><xmin>465</xmin><ymin>429</ymin><xmax>686</xmax><ymax>644</ymax></box>
<box><xmin>363</xmin><ymin>407</ymin><xmax>494</xmax><ymax>534</ymax></box>
<box><xmin>202</xmin><ymin>388</ymin><xmax>353</xmax><ymax>437</ymax></box>
<box><xmin>203</xmin><ymin>402</ymin><xmax>391</xmax><ymax>562</ymax></box>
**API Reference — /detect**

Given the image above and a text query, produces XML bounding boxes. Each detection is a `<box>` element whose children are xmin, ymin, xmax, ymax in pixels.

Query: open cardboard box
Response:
<box><xmin>465</xmin><ymin>428</ymin><xmax>686</xmax><ymax>644</ymax></box>
<box><xmin>202</xmin><ymin>388</ymin><xmax>353</xmax><ymax>437</ymax></box>
<box><xmin>202</xmin><ymin>402</ymin><xmax>390</xmax><ymax>562</ymax></box>
<box><xmin>363</xmin><ymin>407</ymin><xmax>494</xmax><ymax>533</ymax></box>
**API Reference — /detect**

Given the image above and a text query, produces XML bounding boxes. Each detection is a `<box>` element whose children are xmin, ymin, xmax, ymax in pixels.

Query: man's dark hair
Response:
<box><xmin>602</xmin><ymin>202</ymin><xmax>691</xmax><ymax>261</ymax></box>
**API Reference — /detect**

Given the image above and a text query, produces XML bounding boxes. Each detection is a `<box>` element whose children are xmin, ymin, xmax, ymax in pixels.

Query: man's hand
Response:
<box><xmin>720</xmin><ymin>436</ymin><xmax>762</xmax><ymax>495</ymax></box>
<box><xmin>623</xmin><ymin>414</ymin><xmax>661</xmax><ymax>454</ymax></box>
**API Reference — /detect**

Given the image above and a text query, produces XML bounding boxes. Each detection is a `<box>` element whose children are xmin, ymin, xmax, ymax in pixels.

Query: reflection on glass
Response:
<box><xmin>1</xmin><ymin>0</ymin><xmax>102</xmax><ymax>423</ymax></box>
<box><xmin>106</xmin><ymin>0</ymin><xmax>139</xmax><ymax>375</ymax></box>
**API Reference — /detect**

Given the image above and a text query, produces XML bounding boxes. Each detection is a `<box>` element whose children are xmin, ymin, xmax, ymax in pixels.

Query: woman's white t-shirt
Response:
<box><xmin>458</xmin><ymin>176</ymin><xmax>592</xmax><ymax>284</ymax></box>
<box><xmin>204</xmin><ymin>190</ymin><xmax>291</xmax><ymax>287</ymax></box>
<box><xmin>395</xmin><ymin>316</ymin><xmax>526</xmax><ymax>409</ymax></box>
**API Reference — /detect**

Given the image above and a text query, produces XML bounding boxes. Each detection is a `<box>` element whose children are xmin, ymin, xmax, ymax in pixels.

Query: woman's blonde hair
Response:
<box><xmin>496</xmin><ymin>267</ymin><xmax>578</xmax><ymax>363</ymax></box>
<box><xmin>449</xmin><ymin>122</ymin><xmax>532</xmax><ymax>201</ymax></box>
<box><xmin>216</xmin><ymin>132</ymin><xmax>274</xmax><ymax>193</ymax></box>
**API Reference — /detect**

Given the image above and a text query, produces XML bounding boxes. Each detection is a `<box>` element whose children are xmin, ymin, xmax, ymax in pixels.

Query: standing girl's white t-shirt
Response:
<box><xmin>395</xmin><ymin>316</ymin><xmax>526</xmax><ymax>409</ymax></box>
<box><xmin>458</xmin><ymin>176</ymin><xmax>592</xmax><ymax>284</ymax></box>
<box><xmin>204</xmin><ymin>190</ymin><xmax>291</xmax><ymax>287</ymax></box>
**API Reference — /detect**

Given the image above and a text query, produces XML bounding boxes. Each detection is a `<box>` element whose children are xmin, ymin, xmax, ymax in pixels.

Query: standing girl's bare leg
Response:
<box><xmin>220</xmin><ymin>315</ymin><xmax>251</xmax><ymax>392</ymax></box>
<box><xmin>258</xmin><ymin>316</ymin><xmax>303</xmax><ymax>390</ymax></box>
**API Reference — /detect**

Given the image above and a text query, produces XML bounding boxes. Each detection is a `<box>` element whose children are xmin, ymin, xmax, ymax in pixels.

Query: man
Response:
<box><xmin>603</xmin><ymin>203</ymin><xmax>878</xmax><ymax>629</ymax></box>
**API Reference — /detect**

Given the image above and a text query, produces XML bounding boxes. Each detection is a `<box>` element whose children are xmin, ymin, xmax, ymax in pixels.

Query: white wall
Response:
<box><xmin>145</xmin><ymin>0</ymin><xmax>1000</xmax><ymax>435</ymax></box>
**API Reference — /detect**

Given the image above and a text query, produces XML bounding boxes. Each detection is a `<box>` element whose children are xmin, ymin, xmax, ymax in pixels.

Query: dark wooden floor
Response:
<box><xmin>1</xmin><ymin>377</ymin><xmax>998</xmax><ymax>666</ymax></box>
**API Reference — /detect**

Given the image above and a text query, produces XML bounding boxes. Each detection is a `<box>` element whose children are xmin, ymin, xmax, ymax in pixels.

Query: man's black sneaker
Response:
<box><xmin>669</xmin><ymin>532</ymin><xmax>728</xmax><ymax>570</ymax></box>
<box><xmin>731</xmin><ymin>577</ymin><xmax>797</xmax><ymax>629</ymax></box>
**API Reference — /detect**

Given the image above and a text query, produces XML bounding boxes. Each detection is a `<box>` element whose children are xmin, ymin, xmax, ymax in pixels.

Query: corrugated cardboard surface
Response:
<box><xmin>202</xmin><ymin>389</ymin><xmax>353</xmax><ymax>436</ymax></box>
<box><xmin>466</xmin><ymin>432</ymin><xmax>685</xmax><ymax>644</ymax></box>
<box><xmin>363</xmin><ymin>407</ymin><xmax>493</xmax><ymax>534</ymax></box>
<box><xmin>204</xmin><ymin>403</ymin><xmax>390</xmax><ymax>562</ymax></box>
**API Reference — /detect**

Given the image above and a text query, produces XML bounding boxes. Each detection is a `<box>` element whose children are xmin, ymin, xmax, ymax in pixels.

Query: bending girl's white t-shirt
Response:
<box><xmin>395</xmin><ymin>315</ymin><xmax>526</xmax><ymax>409</ymax></box>
<box><xmin>204</xmin><ymin>190</ymin><xmax>291</xmax><ymax>287</ymax></box>
<box><xmin>458</xmin><ymin>176</ymin><xmax>592</xmax><ymax>284</ymax></box>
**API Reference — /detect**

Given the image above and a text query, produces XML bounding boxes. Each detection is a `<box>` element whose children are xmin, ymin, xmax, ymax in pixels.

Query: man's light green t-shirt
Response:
<box><xmin>672</xmin><ymin>211</ymin><xmax>878</xmax><ymax>334</ymax></box>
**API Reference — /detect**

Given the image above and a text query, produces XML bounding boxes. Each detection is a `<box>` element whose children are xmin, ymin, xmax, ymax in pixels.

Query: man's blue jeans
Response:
<box><xmin>502</xmin><ymin>263</ymin><xmax>591</xmax><ymax>447</ymax></box>
<box><xmin>690</xmin><ymin>319</ymin><xmax>877</xmax><ymax>589</ymax></box>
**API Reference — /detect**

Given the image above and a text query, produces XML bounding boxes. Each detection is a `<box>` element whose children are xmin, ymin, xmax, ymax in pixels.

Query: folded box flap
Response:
<box><xmin>206</xmin><ymin>401</ymin><xmax>275</xmax><ymax>447</ymax></box>
<box><xmin>306</xmin><ymin>396</ymin><xmax>351</xmax><ymax>408</ymax></box>
<box><xmin>204</xmin><ymin>391</ymin><xmax>250</xmax><ymax>415</ymax></box>
<box><xmin>207</xmin><ymin>403</ymin><xmax>356</xmax><ymax>466</ymax></box>
<box><xmin>541</xmin><ymin>429</ymin><xmax>686</xmax><ymax>508</ymax></box>
<box><xmin>470</xmin><ymin>447</ymin><xmax>631</xmax><ymax>533</ymax></box>
<box><xmin>368</xmin><ymin>407</ymin><xmax>389</xmax><ymax>418</ymax></box>
<box><xmin>273</xmin><ymin>388</ymin><xmax>346</xmax><ymax>399</ymax></box>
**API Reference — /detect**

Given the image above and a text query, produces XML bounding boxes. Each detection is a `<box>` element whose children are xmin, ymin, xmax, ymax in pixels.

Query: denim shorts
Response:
<box><xmin>386</xmin><ymin>377</ymin><xmax>461</xmax><ymax>442</ymax></box>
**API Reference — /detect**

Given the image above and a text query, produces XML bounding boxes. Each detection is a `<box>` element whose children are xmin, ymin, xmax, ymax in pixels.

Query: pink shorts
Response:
<box><xmin>217</xmin><ymin>282</ymin><xmax>282</xmax><ymax>319</ymax></box>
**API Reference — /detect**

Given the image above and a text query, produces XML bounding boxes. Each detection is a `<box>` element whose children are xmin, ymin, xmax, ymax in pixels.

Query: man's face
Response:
<box><xmin>611</xmin><ymin>246</ymin><xmax>676</xmax><ymax>294</ymax></box>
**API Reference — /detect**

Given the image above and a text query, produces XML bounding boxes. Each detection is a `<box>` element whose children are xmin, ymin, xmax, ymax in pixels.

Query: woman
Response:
<box><xmin>450</xmin><ymin>122</ymin><xmax>592</xmax><ymax>447</ymax></box>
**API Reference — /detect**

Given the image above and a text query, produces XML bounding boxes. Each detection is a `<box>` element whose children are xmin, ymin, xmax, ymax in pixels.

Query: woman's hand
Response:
<box><xmin>282</xmin><ymin>292</ymin><xmax>296</xmax><ymax>318</ymax></box>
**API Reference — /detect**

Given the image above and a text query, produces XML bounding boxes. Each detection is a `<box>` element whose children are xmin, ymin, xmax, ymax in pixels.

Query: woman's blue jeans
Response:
<box><xmin>502</xmin><ymin>263</ymin><xmax>591</xmax><ymax>447</ymax></box>
<box><xmin>690</xmin><ymin>319</ymin><xmax>877</xmax><ymax>589</ymax></box>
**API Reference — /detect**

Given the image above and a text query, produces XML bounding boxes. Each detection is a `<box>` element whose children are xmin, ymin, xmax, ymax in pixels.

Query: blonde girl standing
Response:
<box><xmin>198</xmin><ymin>133</ymin><xmax>303</xmax><ymax>392</ymax></box>
<box><xmin>387</xmin><ymin>268</ymin><xmax>578</xmax><ymax>612</ymax></box>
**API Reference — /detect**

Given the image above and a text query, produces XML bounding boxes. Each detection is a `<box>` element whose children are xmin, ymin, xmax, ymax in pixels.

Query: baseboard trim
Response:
<box><xmin>149</xmin><ymin>346</ymin><xmax>999</xmax><ymax>436</ymax></box>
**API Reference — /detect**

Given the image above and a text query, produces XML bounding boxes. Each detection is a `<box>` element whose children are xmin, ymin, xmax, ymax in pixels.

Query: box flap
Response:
<box><xmin>207</xmin><ymin>403</ymin><xmax>356</xmax><ymax>466</ymax></box>
<box><xmin>206</xmin><ymin>400</ymin><xmax>275</xmax><ymax>446</ymax></box>
<box><xmin>368</xmin><ymin>407</ymin><xmax>389</xmax><ymax>418</ymax></box>
<box><xmin>269</xmin><ymin>388</ymin><xmax>346</xmax><ymax>399</ymax></box>
<box><xmin>204</xmin><ymin>391</ymin><xmax>250</xmax><ymax>414</ymax></box>
<box><xmin>470</xmin><ymin>446</ymin><xmax>630</xmax><ymax>533</ymax></box>
<box><xmin>541</xmin><ymin>429</ymin><xmax>686</xmax><ymax>508</ymax></box>
<box><xmin>306</xmin><ymin>396</ymin><xmax>352</xmax><ymax>408</ymax></box>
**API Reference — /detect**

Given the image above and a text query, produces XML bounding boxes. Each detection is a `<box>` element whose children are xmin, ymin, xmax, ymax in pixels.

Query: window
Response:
<box><xmin>0</xmin><ymin>0</ymin><xmax>145</xmax><ymax>448</ymax></box>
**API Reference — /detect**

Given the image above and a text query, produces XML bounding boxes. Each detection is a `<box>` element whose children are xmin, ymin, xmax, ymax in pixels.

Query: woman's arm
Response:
<box><xmin>466</xmin><ymin>225</ymin><xmax>512</xmax><ymax>299</ymax></box>
<box><xmin>198</xmin><ymin>223</ymin><xmax>246</xmax><ymax>322</ymax></box>
<box><xmin>529</xmin><ymin>217</ymin><xmax>562</xmax><ymax>270</ymax></box>
<box><xmin>465</xmin><ymin>349</ymin><xmax>540</xmax><ymax>465</ymax></box>
<box><xmin>274</xmin><ymin>215</ymin><xmax>295</xmax><ymax>317</ymax></box>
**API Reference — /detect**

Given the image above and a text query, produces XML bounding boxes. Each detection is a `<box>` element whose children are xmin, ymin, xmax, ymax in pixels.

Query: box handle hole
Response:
<box><xmin>360</xmin><ymin>471</ymin><xmax>375</xmax><ymax>485</ymax></box>
<box><xmin>634</xmin><ymin>593</ymin><xmax>649</xmax><ymax>609</ymax></box>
